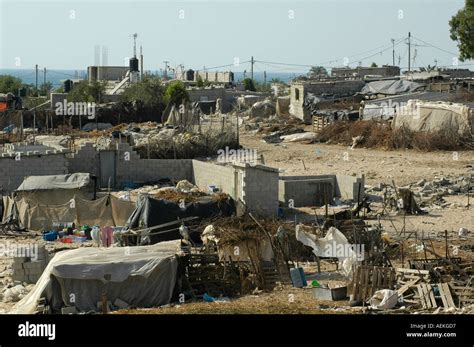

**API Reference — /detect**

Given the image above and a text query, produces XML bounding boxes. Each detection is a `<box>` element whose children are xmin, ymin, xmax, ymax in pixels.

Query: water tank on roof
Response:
<box><xmin>18</xmin><ymin>87</ymin><xmax>27</xmax><ymax>97</ymax></box>
<box><xmin>186</xmin><ymin>69</ymin><xmax>195</xmax><ymax>81</ymax></box>
<box><xmin>130</xmin><ymin>57</ymin><xmax>139</xmax><ymax>72</ymax></box>
<box><xmin>64</xmin><ymin>79</ymin><xmax>73</xmax><ymax>93</ymax></box>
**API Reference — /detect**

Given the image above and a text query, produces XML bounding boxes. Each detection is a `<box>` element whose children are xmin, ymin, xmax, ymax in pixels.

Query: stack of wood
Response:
<box><xmin>184</xmin><ymin>252</ymin><xmax>241</xmax><ymax>298</ymax></box>
<box><xmin>395</xmin><ymin>268</ymin><xmax>463</xmax><ymax>310</ymax></box>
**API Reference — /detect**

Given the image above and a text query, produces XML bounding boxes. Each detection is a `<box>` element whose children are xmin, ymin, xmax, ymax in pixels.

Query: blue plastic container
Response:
<box><xmin>43</xmin><ymin>231</ymin><xmax>59</xmax><ymax>242</ymax></box>
<box><xmin>290</xmin><ymin>267</ymin><xmax>307</xmax><ymax>288</ymax></box>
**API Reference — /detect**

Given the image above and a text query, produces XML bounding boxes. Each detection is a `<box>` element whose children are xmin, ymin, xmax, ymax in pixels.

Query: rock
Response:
<box><xmin>2</xmin><ymin>284</ymin><xmax>26</xmax><ymax>303</ymax></box>
<box><xmin>449</xmin><ymin>184</ymin><xmax>461</xmax><ymax>193</ymax></box>
<box><xmin>176</xmin><ymin>180</ymin><xmax>196</xmax><ymax>193</ymax></box>
<box><xmin>459</xmin><ymin>228</ymin><xmax>469</xmax><ymax>236</ymax></box>
<box><xmin>351</xmin><ymin>135</ymin><xmax>364</xmax><ymax>149</ymax></box>
<box><xmin>433</xmin><ymin>177</ymin><xmax>450</xmax><ymax>187</ymax></box>
<box><xmin>422</xmin><ymin>183</ymin><xmax>434</xmax><ymax>192</ymax></box>
<box><xmin>416</xmin><ymin>179</ymin><xmax>426</xmax><ymax>187</ymax></box>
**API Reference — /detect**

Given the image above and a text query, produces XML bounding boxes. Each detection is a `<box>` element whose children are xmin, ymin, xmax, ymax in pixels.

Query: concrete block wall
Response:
<box><xmin>115</xmin><ymin>143</ymin><xmax>193</xmax><ymax>186</ymax></box>
<box><xmin>0</xmin><ymin>153</ymin><xmax>69</xmax><ymax>193</ymax></box>
<box><xmin>67</xmin><ymin>143</ymin><xmax>100</xmax><ymax>177</ymax></box>
<box><xmin>11</xmin><ymin>246</ymin><xmax>49</xmax><ymax>283</ymax></box>
<box><xmin>241</xmin><ymin>165</ymin><xmax>279</xmax><ymax>217</ymax></box>
<box><xmin>336</xmin><ymin>174</ymin><xmax>365</xmax><ymax>201</ymax></box>
<box><xmin>279</xmin><ymin>177</ymin><xmax>336</xmax><ymax>207</ymax></box>
<box><xmin>279</xmin><ymin>174</ymin><xmax>365</xmax><ymax>207</ymax></box>
<box><xmin>192</xmin><ymin>160</ymin><xmax>238</xmax><ymax>198</ymax></box>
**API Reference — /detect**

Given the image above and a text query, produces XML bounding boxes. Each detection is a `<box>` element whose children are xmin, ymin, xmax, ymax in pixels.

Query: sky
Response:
<box><xmin>0</xmin><ymin>0</ymin><xmax>472</xmax><ymax>73</ymax></box>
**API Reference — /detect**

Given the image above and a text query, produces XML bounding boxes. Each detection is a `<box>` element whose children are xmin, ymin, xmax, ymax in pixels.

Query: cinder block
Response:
<box><xmin>61</xmin><ymin>306</ymin><xmax>77</xmax><ymax>315</ymax></box>
<box><xmin>113</xmin><ymin>298</ymin><xmax>129</xmax><ymax>309</ymax></box>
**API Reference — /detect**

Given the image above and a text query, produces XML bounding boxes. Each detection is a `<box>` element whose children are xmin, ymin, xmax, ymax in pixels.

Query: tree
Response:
<box><xmin>370</xmin><ymin>62</ymin><xmax>378</xmax><ymax>67</ymax></box>
<box><xmin>270</xmin><ymin>77</ymin><xmax>283</xmax><ymax>84</ymax></box>
<box><xmin>196</xmin><ymin>75</ymin><xmax>211</xmax><ymax>88</ymax></box>
<box><xmin>67</xmin><ymin>81</ymin><xmax>106</xmax><ymax>103</ymax></box>
<box><xmin>0</xmin><ymin>75</ymin><xmax>22</xmax><ymax>94</ymax></box>
<box><xmin>308</xmin><ymin>66</ymin><xmax>328</xmax><ymax>79</ymax></box>
<box><xmin>196</xmin><ymin>75</ymin><xmax>205</xmax><ymax>88</ymax></box>
<box><xmin>163</xmin><ymin>80</ymin><xmax>189</xmax><ymax>106</ymax></box>
<box><xmin>242</xmin><ymin>78</ymin><xmax>256</xmax><ymax>91</ymax></box>
<box><xmin>449</xmin><ymin>0</ymin><xmax>474</xmax><ymax>61</ymax></box>
<box><xmin>121</xmin><ymin>75</ymin><xmax>164</xmax><ymax>108</ymax></box>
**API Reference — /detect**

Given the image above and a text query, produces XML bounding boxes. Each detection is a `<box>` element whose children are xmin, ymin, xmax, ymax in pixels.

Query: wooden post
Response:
<box><xmin>445</xmin><ymin>230</ymin><xmax>449</xmax><ymax>259</ymax></box>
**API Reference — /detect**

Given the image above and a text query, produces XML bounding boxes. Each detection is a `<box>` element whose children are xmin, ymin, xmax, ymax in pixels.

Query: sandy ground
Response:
<box><xmin>240</xmin><ymin>131</ymin><xmax>474</xmax><ymax>187</ymax></box>
<box><xmin>240</xmin><ymin>130</ymin><xmax>474</xmax><ymax>240</ymax></box>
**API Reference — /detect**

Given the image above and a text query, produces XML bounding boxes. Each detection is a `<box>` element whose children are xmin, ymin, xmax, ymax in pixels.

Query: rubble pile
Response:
<box><xmin>367</xmin><ymin>174</ymin><xmax>474</xmax><ymax>209</ymax></box>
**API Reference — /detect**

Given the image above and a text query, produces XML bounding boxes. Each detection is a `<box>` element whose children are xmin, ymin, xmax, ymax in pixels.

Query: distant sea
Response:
<box><xmin>0</xmin><ymin>69</ymin><xmax>302</xmax><ymax>89</ymax></box>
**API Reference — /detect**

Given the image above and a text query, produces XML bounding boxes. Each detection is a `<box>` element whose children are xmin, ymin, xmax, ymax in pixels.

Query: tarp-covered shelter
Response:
<box><xmin>127</xmin><ymin>194</ymin><xmax>235</xmax><ymax>243</ymax></box>
<box><xmin>15</xmin><ymin>173</ymin><xmax>95</xmax><ymax>205</ymax></box>
<box><xmin>392</xmin><ymin>100</ymin><xmax>474</xmax><ymax>135</ymax></box>
<box><xmin>11</xmin><ymin>240</ymin><xmax>182</xmax><ymax>314</ymax></box>
<box><xmin>2</xmin><ymin>195</ymin><xmax>135</xmax><ymax>232</ymax></box>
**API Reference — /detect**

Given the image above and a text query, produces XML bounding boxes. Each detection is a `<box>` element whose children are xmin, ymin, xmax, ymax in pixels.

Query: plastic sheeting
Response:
<box><xmin>361</xmin><ymin>80</ymin><xmax>425</xmax><ymax>95</ymax></box>
<box><xmin>11</xmin><ymin>240</ymin><xmax>181</xmax><ymax>314</ymax></box>
<box><xmin>127</xmin><ymin>195</ymin><xmax>235</xmax><ymax>243</ymax></box>
<box><xmin>369</xmin><ymin>289</ymin><xmax>398</xmax><ymax>310</ymax></box>
<box><xmin>295</xmin><ymin>226</ymin><xmax>360</xmax><ymax>276</ymax></box>
<box><xmin>2</xmin><ymin>195</ymin><xmax>136</xmax><ymax>231</ymax></box>
<box><xmin>16</xmin><ymin>173</ymin><xmax>91</xmax><ymax>191</ymax></box>
<box><xmin>75</xmin><ymin>196</ymin><xmax>114</xmax><ymax>226</ymax></box>
<box><xmin>392</xmin><ymin>100</ymin><xmax>474</xmax><ymax>135</ymax></box>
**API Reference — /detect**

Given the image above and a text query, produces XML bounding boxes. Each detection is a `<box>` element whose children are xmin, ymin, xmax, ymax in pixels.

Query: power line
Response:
<box><xmin>411</xmin><ymin>35</ymin><xmax>459</xmax><ymax>57</ymax></box>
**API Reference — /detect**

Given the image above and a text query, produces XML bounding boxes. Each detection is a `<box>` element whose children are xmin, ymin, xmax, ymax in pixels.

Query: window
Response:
<box><xmin>295</xmin><ymin>88</ymin><xmax>300</xmax><ymax>101</ymax></box>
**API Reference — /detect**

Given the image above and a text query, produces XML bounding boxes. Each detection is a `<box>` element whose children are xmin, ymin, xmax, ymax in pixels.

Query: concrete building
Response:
<box><xmin>290</xmin><ymin>80</ymin><xmax>365</xmax><ymax>123</ymax></box>
<box><xmin>87</xmin><ymin>66</ymin><xmax>130</xmax><ymax>83</ymax></box>
<box><xmin>187</xmin><ymin>87</ymin><xmax>230</xmax><ymax>112</ymax></box>
<box><xmin>332</xmin><ymin>65</ymin><xmax>400</xmax><ymax>79</ymax></box>
<box><xmin>177</xmin><ymin>69</ymin><xmax>234</xmax><ymax>85</ymax></box>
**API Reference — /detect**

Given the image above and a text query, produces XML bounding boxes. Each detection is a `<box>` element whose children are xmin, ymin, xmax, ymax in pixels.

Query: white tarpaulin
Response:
<box><xmin>392</xmin><ymin>100</ymin><xmax>474</xmax><ymax>135</ymax></box>
<box><xmin>281</xmin><ymin>132</ymin><xmax>317</xmax><ymax>143</ymax></box>
<box><xmin>361</xmin><ymin>80</ymin><xmax>425</xmax><ymax>95</ymax></box>
<box><xmin>11</xmin><ymin>240</ymin><xmax>181</xmax><ymax>314</ymax></box>
<box><xmin>369</xmin><ymin>289</ymin><xmax>398</xmax><ymax>310</ymax></box>
<box><xmin>295</xmin><ymin>226</ymin><xmax>360</xmax><ymax>276</ymax></box>
<box><xmin>16</xmin><ymin>173</ymin><xmax>91</xmax><ymax>191</ymax></box>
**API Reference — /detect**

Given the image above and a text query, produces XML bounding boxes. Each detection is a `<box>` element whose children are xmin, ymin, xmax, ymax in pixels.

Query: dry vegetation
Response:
<box><xmin>317</xmin><ymin>121</ymin><xmax>474</xmax><ymax>151</ymax></box>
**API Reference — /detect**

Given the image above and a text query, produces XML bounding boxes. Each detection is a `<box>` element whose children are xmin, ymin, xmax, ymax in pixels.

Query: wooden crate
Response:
<box><xmin>312</xmin><ymin>115</ymin><xmax>330</xmax><ymax>133</ymax></box>
<box><xmin>351</xmin><ymin>266</ymin><xmax>396</xmax><ymax>302</ymax></box>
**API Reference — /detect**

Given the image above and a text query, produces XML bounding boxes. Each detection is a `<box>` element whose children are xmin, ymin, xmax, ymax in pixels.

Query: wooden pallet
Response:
<box><xmin>417</xmin><ymin>283</ymin><xmax>437</xmax><ymax>309</ymax></box>
<box><xmin>449</xmin><ymin>284</ymin><xmax>474</xmax><ymax>306</ymax></box>
<box><xmin>352</xmin><ymin>266</ymin><xmax>396</xmax><ymax>302</ymax></box>
<box><xmin>185</xmin><ymin>253</ymin><xmax>240</xmax><ymax>297</ymax></box>
<box><xmin>312</xmin><ymin>115</ymin><xmax>330</xmax><ymax>133</ymax></box>
<box><xmin>437</xmin><ymin>283</ymin><xmax>456</xmax><ymax>309</ymax></box>
<box><xmin>396</xmin><ymin>268</ymin><xmax>430</xmax><ymax>284</ymax></box>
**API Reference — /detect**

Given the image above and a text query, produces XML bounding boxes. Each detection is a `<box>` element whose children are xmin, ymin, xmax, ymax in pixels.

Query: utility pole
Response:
<box><xmin>263</xmin><ymin>71</ymin><xmax>266</xmax><ymax>85</ymax></box>
<box><xmin>140</xmin><ymin>46</ymin><xmax>144</xmax><ymax>81</ymax></box>
<box><xmin>391</xmin><ymin>38</ymin><xmax>395</xmax><ymax>66</ymax></box>
<box><xmin>43</xmin><ymin>68</ymin><xmax>47</xmax><ymax>95</ymax></box>
<box><xmin>35</xmin><ymin>64</ymin><xmax>39</xmax><ymax>96</ymax></box>
<box><xmin>250</xmin><ymin>56</ymin><xmax>254</xmax><ymax>81</ymax></box>
<box><xmin>163</xmin><ymin>61</ymin><xmax>169</xmax><ymax>80</ymax></box>
<box><xmin>408</xmin><ymin>32</ymin><xmax>411</xmax><ymax>73</ymax></box>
